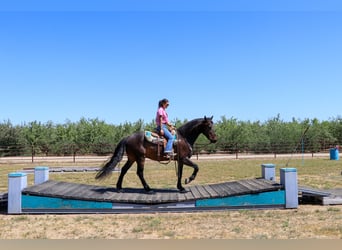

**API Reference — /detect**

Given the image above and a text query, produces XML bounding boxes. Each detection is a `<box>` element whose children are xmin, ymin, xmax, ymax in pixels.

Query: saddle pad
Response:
<box><xmin>145</xmin><ymin>131</ymin><xmax>164</xmax><ymax>143</ymax></box>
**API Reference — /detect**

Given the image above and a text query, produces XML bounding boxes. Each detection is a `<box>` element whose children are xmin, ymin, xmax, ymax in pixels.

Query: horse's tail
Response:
<box><xmin>95</xmin><ymin>137</ymin><xmax>128</xmax><ymax>180</ymax></box>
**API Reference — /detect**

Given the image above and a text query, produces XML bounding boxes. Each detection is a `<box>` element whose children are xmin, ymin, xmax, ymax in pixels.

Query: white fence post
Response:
<box><xmin>8</xmin><ymin>172</ymin><xmax>27</xmax><ymax>214</ymax></box>
<box><xmin>261</xmin><ymin>163</ymin><xmax>275</xmax><ymax>181</ymax></box>
<box><xmin>280</xmin><ymin>168</ymin><xmax>298</xmax><ymax>208</ymax></box>
<box><xmin>34</xmin><ymin>166</ymin><xmax>49</xmax><ymax>185</ymax></box>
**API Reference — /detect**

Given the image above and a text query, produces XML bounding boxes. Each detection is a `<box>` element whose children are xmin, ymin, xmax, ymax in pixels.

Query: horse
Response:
<box><xmin>95</xmin><ymin>116</ymin><xmax>217</xmax><ymax>193</ymax></box>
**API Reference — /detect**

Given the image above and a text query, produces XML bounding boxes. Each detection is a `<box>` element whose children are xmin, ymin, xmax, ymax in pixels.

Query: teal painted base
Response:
<box><xmin>196</xmin><ymin>190</ymin><xmax>285</xmax><ymax>207</ymax></box>
<box><xmin>22</xmin><ymin>195</ymin><xmax>113</xmax><ymax>210</ymax></box>
<box><xmin>21</xmin><ymin>190</ymin><xmax>285</xmax><ymax>212</ymax></box>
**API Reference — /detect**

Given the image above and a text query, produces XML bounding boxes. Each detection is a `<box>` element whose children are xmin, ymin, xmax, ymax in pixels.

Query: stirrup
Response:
<box><xmin>164</xmin><ymin>151</ymin><xmax>174</xmax><ymax>159</ymax></box>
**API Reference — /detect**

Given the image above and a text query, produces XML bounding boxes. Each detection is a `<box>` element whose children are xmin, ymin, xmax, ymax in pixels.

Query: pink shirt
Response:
<box><xmin>156</xmin><ymin>107</ymin><xmax>169</xmax><ymax>126</ymax></box>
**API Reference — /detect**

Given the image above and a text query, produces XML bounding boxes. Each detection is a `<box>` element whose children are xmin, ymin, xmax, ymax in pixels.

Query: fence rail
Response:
<box><xmin>0</xmin><ymin>141</ymin><xmax>339</xmax><ymax>163</ymax></box>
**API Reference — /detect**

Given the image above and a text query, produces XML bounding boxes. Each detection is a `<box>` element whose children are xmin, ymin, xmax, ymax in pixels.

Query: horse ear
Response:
<box><xmin>210</xmin><ymin>116</ymin><xmax>213</xmax><ymax>120</ymax></box>
<box><xmin>204</xmin><ymin>116</ymin><xmax>207</xmax><ymax>121</ymax></box>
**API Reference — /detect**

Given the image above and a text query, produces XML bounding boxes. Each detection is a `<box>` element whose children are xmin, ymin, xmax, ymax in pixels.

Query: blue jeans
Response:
<box><xmin>160</xmin><ymin>124</ymin><xmax>174</xmax><ymax>153</ymax></box>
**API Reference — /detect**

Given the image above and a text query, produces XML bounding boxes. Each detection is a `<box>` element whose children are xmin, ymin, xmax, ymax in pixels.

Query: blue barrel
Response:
<box><xmin>330</xmin><ymin>148</ymin><xmax>339</xmax><ymax>160</ymax></box>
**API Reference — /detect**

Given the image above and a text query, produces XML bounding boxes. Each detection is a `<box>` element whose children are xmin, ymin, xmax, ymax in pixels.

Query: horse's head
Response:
<box><xmin>202</xmin><ymin>116</ymin><xmax>217</xmax><ymax>143</ymax></box>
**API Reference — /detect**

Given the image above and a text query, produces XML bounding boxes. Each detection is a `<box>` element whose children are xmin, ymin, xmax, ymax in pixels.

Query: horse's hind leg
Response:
<box><xmin>116</xmin><ymin>160</ymin><xmax>134</xmax><ymax>192</ymax></box>
<box><xmin>136</xmin><ymin>157</ymin><xmax>152</xmax><ymax>193</ymax></box>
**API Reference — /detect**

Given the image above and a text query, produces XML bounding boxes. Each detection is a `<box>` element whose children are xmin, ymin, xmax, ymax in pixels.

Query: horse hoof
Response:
<box><xmin>185</xmin><ymin>178</ymin><xmax>193</xmax><ymax>185</ymax></box>
<box><xmin>117</xmin><ymin>188</ymin><xmax>124</xmax><ymax>193</ymax></box>
<box><xmin>179</xmin><ymin>188</ymin><xmax>187</xmax><ymax>193</ymax></box>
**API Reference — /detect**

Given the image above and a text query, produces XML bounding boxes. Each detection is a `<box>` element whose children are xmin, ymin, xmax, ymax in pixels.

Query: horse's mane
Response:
<box><xmin>177</xmin><ymin>118</ymin><xmax>206</xmax><ymax>145</ymax></box>
<box><xmin>177</xmin><ymin>118</ymin><xmax>203</xmax><ymax>134</ymax></box>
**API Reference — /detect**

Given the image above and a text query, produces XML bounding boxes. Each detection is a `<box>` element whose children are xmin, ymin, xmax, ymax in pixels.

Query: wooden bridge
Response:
<box><xmin>6</xmin><ymin>165</ymin><xmax>301</xmax><ymax>214</ymax></box>
<box><xmin>20</xmin><ymin>178</ymin><xmax>285</xmax><ymax>213</ymax></box>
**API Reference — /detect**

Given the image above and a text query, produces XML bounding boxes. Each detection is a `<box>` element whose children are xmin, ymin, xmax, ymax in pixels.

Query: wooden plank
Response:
<box><xmin>22</xmin><ymin>179</ymin><xmax>285</xmax><ymax>206</ymax></box>
<box><xmin>113</xmin><ymin>191</ymin><xmax>130</xmax><ymax>203</ymax></box>
<box><xmin>128</xmin><ymin>191</ymin><xmax>145</xmax><ymax>203</ymax></box>
<box><xmin>157</xmin><ymin>190</ymin><xmax>170</xmax><ymax>203</ymax></box>
<box><xmin>126</xmin><ymin>192</ymin><xmax>144</xmax><ymax>204</ymax></box>
<box><xmin>195</xmin><ymin>185</ymin><xmax>211</xmax><ymax>199</ymax></box>
<box><xmin>202</xmin><ymin>185</ymin><xmax>219</xmax><ymax>198</ymax></box>
<box><xmin>249</xmin><ymin>179</ymin><xmax>282</xmax><ymax>192</ymax></box>
<box><xmin>53</xmin><ymin>182</ymin><xmax>83</xmax><ymax>198</ymax></box>
<box><xmin>184</xmin><ymin>188</ymin><xmax>195</xmax><ymax>201</ymax></box>
<box><xmin>220</xmin><ymin>182</ymin><xmax>243</xmax><ymax>195</ymax></box>
<box><xmin>224</xmin><ymin>181</ymin><xmax>245</xmax><ymax>195</ymax></box>
<box><xmin>209</xmin><ymin>183</ymin><xmax>231</xmax><ymax>196</ymax></box>
<box><xmin>257</xmin><ymin>178</ymin><xmax>283</xmax><ymax>189</ymax></box>
<box><xmin>168</xmin><ymin>191</ymin><xmax>179</xmax><ymax>203</ymax></box>
<box><xmin>154</xmin><ymin>191</ymin><xmax>164</xmax><ymax>203</ymax></box>
<box><xmin>175</xmin><ymin>192</ymin><xmax>182</xmax><ymax>203</ymax></box>
<box><xmin>189</xmin><ymin>186</ymin><xmax>202</xmax><ymax>200</ymax></box>
<box><xmin>102</xmin><ymin>187</ymin><xmax>121</xmax><ymax>201</ymax></box>
<box><xmin>65</xmin><ymin>184</ymin><xmax>90</xmax><ymax>199</ymax></box>
<box><xmin>23</xmin><ymin>180</ymin><xmax>60</xmax><ymax>194</ymax></box>
<box><xmin>96</xmin><ymin>190</ymin><xmax>116</xmax><ymax>202</ymax></box>
<box><xmin>135</xmin><ymin>193</ymin><xmax>149</xmax><ymax>204</ymax></box>
<box><xmin>246</xmin><ymin>179</ymin><xmax>271</xmax><ymax>189</ymax></box>
<box><xmin>238</xmin><ymin>179</ymin><xmax>265</xmax><ymax>193</ymax></box>
<box><xmin>41</xmin><ymin>182</ymin><xmax>74</xmax><ymax>197</ymax></box>
<box><xmin>145</xmin><ymin>192</ymin><xmax>157</xmax><ymax>204</ymax></box>
<box><xmin>322</xmin><ymin>196</ymin><xmax>342</xmax><ymax>205</ymax></box>
<box><xmin>177</xmin><ymin>191</ymin><xmax>189</xmax><ymax>203</ymax></box>
<box><xmin>80</xmin><ymin>185</ymin><xmax>107</xmax><ymax>201</ymax></box>
<box><xmin>223</xmin><ymin>181</ymin><xmax>249</xmax><ymax>195</ymax></box>
<box><xmin>77</xmin><ymin>185</ymin><xmax>106</xmax><ymax>201</ymax></box>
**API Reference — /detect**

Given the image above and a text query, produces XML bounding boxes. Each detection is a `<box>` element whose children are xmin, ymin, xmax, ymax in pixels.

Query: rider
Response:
<box><xmin>156</xmin><ymin>98</ymin><xmax>175</xmax><ymax>156</ymax></box>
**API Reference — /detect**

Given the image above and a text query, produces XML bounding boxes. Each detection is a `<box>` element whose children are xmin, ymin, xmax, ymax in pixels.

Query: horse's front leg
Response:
<box><xmin>176</xmin><ymin>161</ymin><xmax>185</xmax><ymax>192</ymax></box>
<box><xmin>182</xmin><ymin>157</ymin><xmax>199</xmax><ymax>185</ymax></box>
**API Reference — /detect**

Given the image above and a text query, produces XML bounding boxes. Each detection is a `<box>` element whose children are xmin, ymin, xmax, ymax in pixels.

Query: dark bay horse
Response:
<box><xmin>95</xmin><ymin>116</ymin><xmax>217</xmax><ymax>193</ymax></box>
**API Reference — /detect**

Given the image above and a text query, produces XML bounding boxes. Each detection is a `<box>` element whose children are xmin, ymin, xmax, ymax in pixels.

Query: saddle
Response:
<box><xmin>144</xmin><ymin>130</ymin><xmax>177</xmax><ymax>160</ymax></box>
<box><xmin>145</xmin><ymin>128</ymin><xmax>177</xmax><ymax>144</ymax></box>
<box><xmin>144</xmin><ymin>130</ymin><xmax>165</xmax><ymax>145</ymax></box>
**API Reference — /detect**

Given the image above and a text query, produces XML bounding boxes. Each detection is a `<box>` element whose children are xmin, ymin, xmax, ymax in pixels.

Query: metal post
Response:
<box><xmin>261</xmin><ymin>163</ymin><xmax>275</xmax><ymax>181</ymax></box>
<box><xmin>280</xmin><ymin>168</ymin><xmax>298</xmax><ymax>208</ymax></box>
<box><xmin>8</xmin><ymin>172</ymin><xmax>27</xmax><ymax>214</ymax></box>
<box><xmin>34</xmin><ymin>166</ymin><xmax>49</xmax><ymax>185</ymax></box>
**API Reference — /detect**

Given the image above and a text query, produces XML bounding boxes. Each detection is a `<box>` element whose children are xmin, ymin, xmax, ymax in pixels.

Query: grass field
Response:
<box><xmin>0</xmin><ymin>156</ymin><xmax>341</xmax><ymax>239</ymax></box>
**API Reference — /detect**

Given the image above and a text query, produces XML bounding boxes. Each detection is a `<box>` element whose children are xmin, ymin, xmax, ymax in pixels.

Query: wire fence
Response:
<box><xmin>1</xmin><ymin>141</ymin><xmax>340</xmax><ymax>163</ymax></box>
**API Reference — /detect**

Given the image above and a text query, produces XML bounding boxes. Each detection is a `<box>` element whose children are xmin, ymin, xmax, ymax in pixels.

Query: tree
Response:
<box><xmin>0</xmin><ymin>120</ymin><xmax>24</xmax><ymax>156</ymax></box>
<box><xmin>23</xmin><ymin>121</ymin><xmax>44</xmax><ymax>162</ymax></box>
<box><xmin>215</xmin><ymin>116</ymin><xmax>246</xmax><ymax>154</ymax></box>
<box><xmin>328</xmin><ymin>116</ymin><xmax>342</xmax><ymax>146</ymax></box>
<box><xmin>264</xmin><ymin>115</ymin><xmax>303</xmax><ymax>155</ymax></box>
<box><xmin>38</xmin><ymin>121</ymin><xmax>57</xmax><ymax>156</ymax></box>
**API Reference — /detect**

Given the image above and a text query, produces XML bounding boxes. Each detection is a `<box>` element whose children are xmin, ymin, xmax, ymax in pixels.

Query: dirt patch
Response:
<box><xmin>0</xmin><ymin>205</ymin><xmax>341</xmax><ymax>239</ymax></box>
<box><xmin>1</xmin><ymin>157</ymin><xmax>341</xmax><ymax>239</ymax></box>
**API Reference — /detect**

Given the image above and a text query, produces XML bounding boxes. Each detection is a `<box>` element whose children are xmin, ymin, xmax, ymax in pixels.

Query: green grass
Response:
<box><xmin>1</xmin><ymin>157</ymin><xmax>341</xmax><ymax>240</ymax></box>
<box><xmin>0</xmin><ymin>157</ymin><xmax>341</xmax><ymax>192</ymax></box>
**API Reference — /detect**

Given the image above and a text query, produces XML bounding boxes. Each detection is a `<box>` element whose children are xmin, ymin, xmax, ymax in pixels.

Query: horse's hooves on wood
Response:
<box><xmin>179</xmin><ymin>188</ymin><xmax>187</xmax><ymax>193</ymax></box>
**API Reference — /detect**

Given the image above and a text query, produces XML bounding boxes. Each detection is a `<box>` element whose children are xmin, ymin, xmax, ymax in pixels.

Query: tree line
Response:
<box><xmin>1</xmin><ymin>115</ymin><xmax>341</xmax><ymax>160</ymax></box>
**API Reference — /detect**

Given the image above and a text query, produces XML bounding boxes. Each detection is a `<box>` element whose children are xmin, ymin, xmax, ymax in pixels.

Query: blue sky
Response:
<box><xmin>1</xmin><ymin>1</ymin><xmax>342</xmax><ymax>125</ymax></box>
